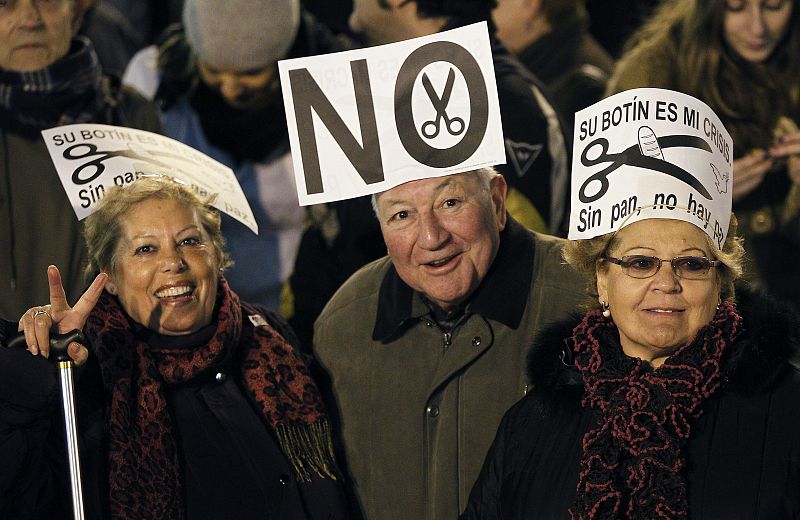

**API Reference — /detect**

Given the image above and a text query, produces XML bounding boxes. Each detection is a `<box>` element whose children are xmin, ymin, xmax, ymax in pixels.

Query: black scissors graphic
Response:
<box><xmin>579</xmin><ymin>134</ymin><xmax>713</xmax><ymax>203</ymax></box>
<box><xmin>420</xmin><ymin>68</ymin><xmax>465</xmax><ymax>139</ymax></box>
<box><xmin>64</xmin><ymin>143</ymin><xmax>186</xmax><ymax>185</ymax></box>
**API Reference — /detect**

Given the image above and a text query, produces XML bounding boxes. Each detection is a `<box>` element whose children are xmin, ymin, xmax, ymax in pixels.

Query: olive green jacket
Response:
<box><xmin>313</xmin><ymin>218</ymin><xmax>586</xmax><ymax>519</ymax></box>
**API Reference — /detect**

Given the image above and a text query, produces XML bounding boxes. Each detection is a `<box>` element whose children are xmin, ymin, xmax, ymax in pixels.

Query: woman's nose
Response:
<box><xmin>747</xmin><ymin>6</ymin><xmax>768</xmax><ymax>36</ymax></box>
<box><xmin>651</xmin><ymin>261</ymin><xmax>681</xmax><ymax>291</ymax></box>
<box><xmin>161</xmin><ymin>250</ymin><xmax>187</xmax><ymax>272</ymax></box>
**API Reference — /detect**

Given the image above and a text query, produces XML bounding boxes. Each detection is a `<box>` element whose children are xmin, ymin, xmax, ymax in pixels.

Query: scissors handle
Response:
<box><xmin>446</xmin><ymin>116</ymin><xmax>465</xmax><ymax>136</ymax></box>
<box><xmin>421</xmin><ymin>118</ymin><xmax>441</xmax><ymax>139</ymax></box>
<box><xmin>64</xmin><ymin>144</ymin><xmax>107</xmax><ymax>184</ymax></box>
<box><xmin>578</xmin><ymin>137</ymin><xmax>619</xmax><ymax>203</ymax></box>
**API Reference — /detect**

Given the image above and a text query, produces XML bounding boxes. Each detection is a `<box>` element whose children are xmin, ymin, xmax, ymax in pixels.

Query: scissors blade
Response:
<box><xmin>422</xmin><ymin>73</ymin><xmax>447</xmax><ymax>112</ymax></box>
<box><xmin>439</xmin><ymin>68</ymin><xmax>456</xmax><ymax>107</ymax></box>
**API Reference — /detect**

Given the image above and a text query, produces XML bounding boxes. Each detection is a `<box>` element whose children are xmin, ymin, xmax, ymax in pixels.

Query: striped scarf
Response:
<box><xmin>0</xmin><ymin>36</ymin><xmax>105</xmax><ymax>134</ymax></box>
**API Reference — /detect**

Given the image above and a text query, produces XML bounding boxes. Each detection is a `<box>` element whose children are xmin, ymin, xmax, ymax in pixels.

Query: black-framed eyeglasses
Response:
<box><xmin>602</xmin><ymin>255</ymin><xmax>720</xmax><ymax>280</ymax></box>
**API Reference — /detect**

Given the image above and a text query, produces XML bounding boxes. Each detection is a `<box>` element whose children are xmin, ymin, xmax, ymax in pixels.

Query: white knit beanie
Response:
<box><xmin>183</xmin><ymin>0</ymin><xmax>301</xmax><ymax>70</ymax></box>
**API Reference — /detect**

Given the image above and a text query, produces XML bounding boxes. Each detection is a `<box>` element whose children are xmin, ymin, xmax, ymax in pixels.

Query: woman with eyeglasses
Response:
<box><xmin>605</xmin><ymin>0</ymin><xmax>800</xmax><ymax>309</ymax></box>
<box><xmin>461</xmin><ymin>211</ymin><xmax>800</xmax><ymax>519</ymax></box>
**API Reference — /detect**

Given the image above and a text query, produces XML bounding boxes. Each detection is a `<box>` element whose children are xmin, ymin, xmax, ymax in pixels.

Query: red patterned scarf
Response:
<box><xmin>83</xmin><ymin>277</ymin><xmax>337</xmax><ymax>519</ymax></box>
<box><xmin>569</xmin><ymin>303</ymin><xmax>742</xmax><ymax>519</ymax></box>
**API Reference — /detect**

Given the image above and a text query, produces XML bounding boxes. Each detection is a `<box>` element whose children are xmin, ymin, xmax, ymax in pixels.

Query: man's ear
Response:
<box><xmin>490</xmin><ymin>174</ymin><xmax>508</xmax><ymax>231</ymax></box>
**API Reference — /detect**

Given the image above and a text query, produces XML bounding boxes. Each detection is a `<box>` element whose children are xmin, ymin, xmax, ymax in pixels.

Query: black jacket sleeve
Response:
<box><xmin>460</xmin><ymin>405</ymin><xmax>514</xmax><ymax>520</ymax></box>
<box><xmin>0</xmin><ymin>318</ymin><xmax>15</xmax><ymax>347</ymax></box>
<box><xmin>0</xmin><ymin>344</ymin><xmax>61</xmax><ymax>519</ymax></box>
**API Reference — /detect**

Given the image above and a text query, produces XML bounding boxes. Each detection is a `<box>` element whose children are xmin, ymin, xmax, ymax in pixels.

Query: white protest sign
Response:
<box><xmin>569</xmin><ymin>88</ymin><xmax>733</xmax><ymax>249</ymax></box>
<box><xmin>278</xmin><ymin>21</ymin><xmax>504</xmax><ymax>206</ymax></box>
<box><xmin>41</xmin><ymin>124</ymin><xmax>258</xmax><ymax>233</ymax></box>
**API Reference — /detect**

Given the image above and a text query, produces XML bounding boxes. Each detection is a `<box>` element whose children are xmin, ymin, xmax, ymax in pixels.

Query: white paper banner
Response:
<box><xmin>41</xmin><ymin>124</ymin><xmax>258</xmax><ymax>233</ymax></box>
<box><xmin>278</xmin><ymin>21</ymin><xmax>505</xmax><ymax>206</ymax></box>
<box><xmin>569</xmin><ymin>88</ymin><xmax>733</xmax><ymax>249</ymax></box>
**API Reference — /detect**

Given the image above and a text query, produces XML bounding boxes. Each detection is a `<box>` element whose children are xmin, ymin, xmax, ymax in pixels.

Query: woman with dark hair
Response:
<box><xmin>606</xmin><ymin>0</ymin><xmax>800</xmax><ymax>307</ymax></box>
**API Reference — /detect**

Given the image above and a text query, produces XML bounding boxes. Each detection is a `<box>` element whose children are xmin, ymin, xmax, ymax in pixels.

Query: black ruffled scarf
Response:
<box><xmin>0</xmin><ymin>37</ymin><xmax>106</xmax><ymax>135</ymax></box>
<box><xmin>569</xmin><ymin>303</ymin><xmax>742</xmax><ymax>519</ymax></box>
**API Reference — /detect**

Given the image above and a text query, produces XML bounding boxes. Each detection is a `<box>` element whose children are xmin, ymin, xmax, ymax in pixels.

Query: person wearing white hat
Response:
<box><xmin>0</xmin><ymin>177</ymin><xmax>349</xmax><ymax>519</ymax></box>
<box><xmin>607</xmin><ymin>0</ymin><xmax>800</xmax><ymax>310</ymax></box>
<box><xmin>461</xmin><ymin>89</ymin><xmax>800</xmax><ymax>519</ymax></box>
<box><xmin>122</xmin><ymin>0</ymin><xmax>353</xmax><ymax>313</ymax></box>
<box><xmin>288</xmin><ymin>0</ymin><xmax>573</xmax><ymax>359</ymax></box>
<box><xmin>313</xmin><ymin>165</ymin><xmax>586</xmax><ymax>519</ymax></box>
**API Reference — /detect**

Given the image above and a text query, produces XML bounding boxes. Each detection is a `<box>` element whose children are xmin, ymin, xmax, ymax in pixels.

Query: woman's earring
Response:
<box><xmin>602</xmin><ymin>301</ymin><xmax>611</xmax><ymax>318</ymax></box>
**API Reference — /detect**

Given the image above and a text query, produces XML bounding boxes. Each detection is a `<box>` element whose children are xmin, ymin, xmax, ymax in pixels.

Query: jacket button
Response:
<box><xmin>426</xmin><ymin>405</ymin><xmax>440</xmax><ymax>418</ymax></box>
<box><xmin>278</xmin><ymin>474</ymin><xmax>290</xmax><ymax>486</ymax></box>
<box><xmin>472</xmin><ymin>336</ymin><xmax>482</xmax><ymax>347</ymax></box>
<box><xmin>215</xmin><ymin>372</ymin><xmax>227</xmax><ymax>383</ymax></box>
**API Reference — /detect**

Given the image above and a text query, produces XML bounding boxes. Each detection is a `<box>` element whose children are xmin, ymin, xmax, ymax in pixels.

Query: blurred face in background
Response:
<box><xmin>723</xmin><ymin>0</ymin><xmax>793</xmax><ymax>63</ymax></box>
<box><xmin>0</xmin><ymin>0</ymin><xmax>75</xmax><ymax>71</ymax></box>
<box><xmin>197</xmin><ymin>61</ymin><xmax>276</xmax><ymax>110</ymax></box>
<box><xmin>349</xmin><ymin>0</ymin><xmax>416</xmax><ymax>45</ymax></box>
<box><xmin>492</xmin><ymin>0</ymin><xmax>538</xmax><ymax>54</ymax></box>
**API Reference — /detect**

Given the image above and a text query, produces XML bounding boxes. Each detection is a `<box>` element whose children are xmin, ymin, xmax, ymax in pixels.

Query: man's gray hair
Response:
<box><xmin>370</xmin><ymin>167</ymin><xmax>500</xmax><ymax>217</ymax></box>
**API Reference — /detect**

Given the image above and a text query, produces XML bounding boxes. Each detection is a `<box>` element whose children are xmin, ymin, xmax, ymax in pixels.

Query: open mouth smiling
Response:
<box><xmin>425</xmin><ymin>254</ymin><xmax>460</xmax><ymax>268</ymax></box>
<box><xmin>155</xmin><ymin>284</ymin><xmax>195</xmax><ymax>299</ymax></box>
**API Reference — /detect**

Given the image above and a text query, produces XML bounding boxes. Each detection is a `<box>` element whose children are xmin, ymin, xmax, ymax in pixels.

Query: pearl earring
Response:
<box><xmin>602</xmin><ymin>301</ymin><xmax>611</xmax><ymax>318</ymax></box>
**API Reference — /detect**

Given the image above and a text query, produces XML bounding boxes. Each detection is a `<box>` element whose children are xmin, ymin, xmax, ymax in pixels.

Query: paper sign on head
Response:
<box><xmin>568</xmin><ymin>88</ymin><xmax>733</xmax><ymax>249</ymax></box>
<box><xmin>40</xmin><ymin>124</ymin><xmax>258</xmax><ymax>233</ymax></box>
<box><xmin>278</xmin><ymin>21</ymin><xmax>506</xmax><ymax>206</ymax></box>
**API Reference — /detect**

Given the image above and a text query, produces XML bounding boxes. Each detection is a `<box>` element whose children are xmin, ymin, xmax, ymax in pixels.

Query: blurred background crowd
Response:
<box><xmin>7</xmin><ymin>0</ymin><xmax>797</xmax><ymax>334</ymax></box>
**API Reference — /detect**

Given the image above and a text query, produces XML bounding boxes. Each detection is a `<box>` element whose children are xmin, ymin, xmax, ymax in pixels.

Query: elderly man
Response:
<box><xmin>289</xmin><ymin>0</ymin><xmax>571</xmax><ymax>349</ymax></box>
<box><xmin>314</xmin><ymin>167</ymin><xmax>585</xmax><ymax>519</ymax></box>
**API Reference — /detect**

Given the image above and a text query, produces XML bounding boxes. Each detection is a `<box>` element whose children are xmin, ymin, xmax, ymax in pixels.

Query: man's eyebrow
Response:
<box><xmin>381</xmin><ymin>178</ymin><xmax>457</xmax><ymax>208</ymax></box>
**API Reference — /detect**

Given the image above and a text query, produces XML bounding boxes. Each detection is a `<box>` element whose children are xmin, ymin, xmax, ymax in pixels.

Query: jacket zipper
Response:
<box><xmin>423</xmin><ymin>318</ymin><xmax>454</xmax><ymax>350</ymax></box>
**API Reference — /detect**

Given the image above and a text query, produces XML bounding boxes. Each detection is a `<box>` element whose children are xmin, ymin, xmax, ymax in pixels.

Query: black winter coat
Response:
<box><xmin>0</xmin><ymin>313</ymin><xmax>347</xmax><ymax>520</ymax></box>
<box><xmin>462</xmin><ymin>290</ymin><xmax>800</xmax><ymax>519</ymax></box>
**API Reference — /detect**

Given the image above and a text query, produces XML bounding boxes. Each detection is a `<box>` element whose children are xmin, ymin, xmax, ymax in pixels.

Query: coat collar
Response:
<box><xmin>372</xmin><ymin>216</ymin><xmax>535</xmax><ymax>341</ymax></box>
<box><xmin>526</xmin><ymin>283</ymin><xmax>800</xmax><ymax>404</ymax></box>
